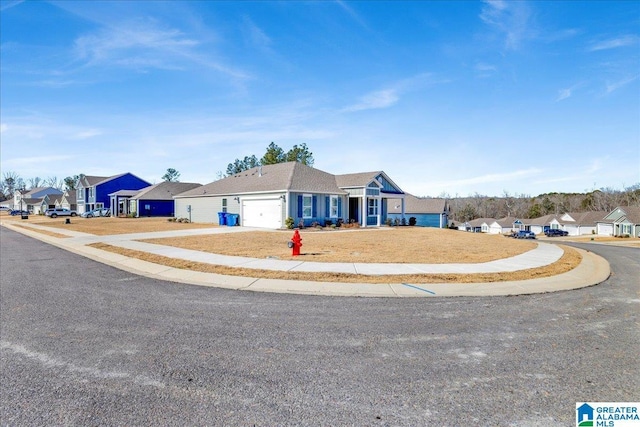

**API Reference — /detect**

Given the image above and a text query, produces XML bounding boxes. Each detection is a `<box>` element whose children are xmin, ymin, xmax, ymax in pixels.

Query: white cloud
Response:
<box><xmin>556</xmin><ymin>88</ymin><xmax>572</xmax><ymax>102</ymax></box>
<box><xmin>479</xmin><ymin>0</ymin><xmax>534</xmax><ymax>50</ymax></box>
<box><xmin>73</xmin><ymin>19</ymin><xmax>248</xmax><ymax>79</ymax></box>
<box><xmin>589</xmin><ymin>35</ymin><xmax>639</xmax><ymax>52</ymax></box>
<box><xmin>342</xmin><ymin>89</ymin><xmax>399</xmax><ymax>112</ymax></box>
<box><xmin>605</xmin><ymin>75</ymin><xmax>639</xmax><ymax>94</ymax></box>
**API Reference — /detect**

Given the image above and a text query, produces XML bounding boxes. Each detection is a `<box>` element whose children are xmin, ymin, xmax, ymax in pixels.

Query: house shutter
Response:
<box><xmin>297</xmin><ymin>195</ymin><xmax>303</xmax><ymax>218</ymax></box>
<box><xmin>325</xmin><ymin>196</ymin><xmax>330</xmax><ymax>217</ymax></box>
<box><xmin>312</xmin><ymin>196</ymin><xmax>317</xmax><ymax>217</ymax></box>
<box><xmin>338</xmin><ymin>197</ymin><xmax>342</xmax><ymax>217</ymax></box>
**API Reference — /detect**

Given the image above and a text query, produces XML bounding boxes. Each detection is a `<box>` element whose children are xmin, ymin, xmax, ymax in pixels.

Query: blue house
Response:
<box><xmin>335</xmin><ymin>171</ymin><xmax>405</xmax><ymax>227</ymax></box>
<box><xmin>76</xmin><ymin>173</ymin><xmax>151</xmax><ymax>215</ymax></box>
<box><xmin>115</xmin><ymin>181</ymin><xmax>201</xmax><ymax>217</ymax></box>
<box><xmin>386</xmin><ymin>194</ymin><xmax>449</xmax><ymax>228</ymax></box>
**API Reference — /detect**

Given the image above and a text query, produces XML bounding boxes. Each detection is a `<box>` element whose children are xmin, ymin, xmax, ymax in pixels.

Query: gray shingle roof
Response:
<box><xmin>619</xmin><ymin>206</ymin><xmax>640</xmax><ymax>223</ymax></box>
<box><xmin>493</xmin><ymin>216</ymin><xmax>519</xmax><ymax>227</ymax></box>
<box><xmin>561</xmin><ymin>211</ymin><xmax>608</xmax><ymax>226</ymax></box>
<box><xmin>468</xmin><ymin>217</ymin><xmax>496</xmax><ymax>227</ymax></box>
<box><xmin>131</xmin><ymin>182</ymin><xmax>202</xmax><ymax>201</ymax></box>
<box><xmin>526</xmin><ymin>214</ymin><xmax>558</xmax><ymax>225</ymax></box>
<box><xmin>175</xmin><ymin>162</ymin><xmax>346</xmax><ymax>198</ymax></box>
<box><xmin>387</xmin><ymin>194</ymin><xmax>448</xmax><ymax>214</ymax></box>
<box><xmin>335</xmin><ymin>171</ymin><xmax>382</xmax><ymax>188</ymax></box>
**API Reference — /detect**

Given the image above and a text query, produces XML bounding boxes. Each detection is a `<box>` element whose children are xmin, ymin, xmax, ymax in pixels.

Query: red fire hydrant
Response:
<box><xmin>290</xmin><ymin>230</ymin><xmax>302</xmax><ymax>256</ymax></box>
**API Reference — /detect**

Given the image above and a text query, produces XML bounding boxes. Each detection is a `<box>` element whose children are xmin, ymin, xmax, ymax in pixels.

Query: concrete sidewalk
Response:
<box><xmin>1</xmin><ymin>221</ymin><xmax>611</xmax><ymax>297</ymax></box>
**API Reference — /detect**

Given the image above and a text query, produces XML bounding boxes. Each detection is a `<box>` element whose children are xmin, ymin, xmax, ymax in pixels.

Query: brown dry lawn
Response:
<box><xmin>89</xmin><ymin>242</ymin><xmax>581</xmax><ymax>284</ymax></box>
<box><xmin>1</xmin><ymin>214</ymin><xmax>215</xmax><ymax>235</ymax></box>
<box><xmin>142</xmin><ymin>227</ymin><xmax>537</xmax><ymax>264</ymax></box>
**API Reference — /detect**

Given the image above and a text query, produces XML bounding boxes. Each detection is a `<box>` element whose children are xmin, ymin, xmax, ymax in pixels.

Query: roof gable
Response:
<box><xmin>335</xmin><ymin>171</ymin><xmax>404</xmax><ymax>194</ymax></box>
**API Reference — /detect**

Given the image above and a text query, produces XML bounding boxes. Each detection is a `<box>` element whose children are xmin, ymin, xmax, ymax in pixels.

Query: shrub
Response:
<box><xmin>324</xmin><ymin>219</ymin><xmax>333</xmax><ymax>227</ymax></box>
<box><xmin>394</xmin><ymin>218</ymin><xmax>400</xmax><ymax>226</ymax></box>
<box><xmin>401</xmin><ymin>217</ymin><xmax>407</xmax><ymax>226</ymax></box>
<box><xmin>385</xmin><ymin>218</ymin><xmax>393</xmax><ymax>227</ymax></box>
<box><xmin>297</xmin><ymin>219</ymin><xmax>305</xmax><ymax>229</ymax></box>
<box><xmin>337</xmin><ymin>218</ymin><xmax>344</xmax><ymax>227</ymax></box>
<box><xmin>409</xmin><ymin>217</ymin><xmax>417</xmax><ymax>226</ymax></box>
<box><xmin>285</xmin><ymin>216</ymin><xmax>295</xmax><ymax>229</ymax></box>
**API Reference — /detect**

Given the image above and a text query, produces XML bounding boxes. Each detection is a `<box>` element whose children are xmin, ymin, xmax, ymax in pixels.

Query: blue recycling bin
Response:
<box><xmin>226</xmin><ymin>213</ymin><xmax>239</xmax><ymax>226</ymax></box>
<box><xmin>217</xmin><ymin>212</ymin><xmax>227</xmax><ymax>226</ymax></box>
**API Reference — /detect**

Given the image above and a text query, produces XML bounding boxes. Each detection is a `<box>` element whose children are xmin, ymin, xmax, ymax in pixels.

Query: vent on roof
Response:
<box><xmin>258</xmin><ymin>166</ymin><xmax>262</xmax><ymax>177</ymax></box>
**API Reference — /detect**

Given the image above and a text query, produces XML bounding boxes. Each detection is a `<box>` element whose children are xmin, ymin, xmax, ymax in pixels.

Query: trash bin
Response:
<box><xmin>217</xmin><ymin>212</ymin><xmax>227</xmax><ymax>226</ymax></box>
<box><xmin>227</xmin><ymin>213</ymin><xmax>239</xmax><ymax>226</ymax></box>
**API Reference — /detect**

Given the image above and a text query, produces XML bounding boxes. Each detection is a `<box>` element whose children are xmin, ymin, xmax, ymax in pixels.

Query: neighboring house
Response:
<box><xmin>557</xmin><ymin>211</ymin><xmax>607</xmax><ymax>236</ymax></box>
<box><xmin>488</xmin><ymin>217</ymin><xmax>521</xmax><ymax>234</ymax></box>
<box><xmin>38</xmin><ymin>193</ymin><xmax>63</xmax><ymax>214</ymax></box>
<box><xmin>76</xmin><ymin>173</ymin><xmax>151</xmax><ymax>215</ymax></box>
<box><xmin>466</xmin><ymin>217</ymin><xmax>495</xmax><ymax>233</ymax></box>
<box><xmin>386</xmin><ymin>194</ymin><xmax>449</xmax><ymax>228</ymax></box>
<box><xmin>596</xmin><ymin>206</ymin><xmax>640</xmax><ymax>237</ymax></box>
<box><xmin>523</xmin><ymin>214</ymin><xmax>559</xmax><ymax>234</ymax></box>
<box><xmin>13</xmin><ymin>187</ymin><xmax>63</xmax><ymax>213</ymax></box>
<box><xmin>59</xmin><ymin>189</ymin><xmax>77</xmax><ymax>211</ymax></box>
<box><xmin>174</xmin><ymin>162</ymin><xmax>348</xmax><ymax>228</ymax></box>
<box><xmin>335</xmin><ymin>171</ymin><xmax>405</xmax><ymax>227</ymax></box>
<box><xmin>124</xmin><ymin>181</ymin><xmax>202</xmax><ymax>217</ymax></box>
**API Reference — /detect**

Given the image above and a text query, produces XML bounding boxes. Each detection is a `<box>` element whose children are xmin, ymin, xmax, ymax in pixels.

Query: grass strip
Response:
<box><xmin>87</xmin><ymin>243</ymin><xmax>581</xmax><ymax>285</ymax></box>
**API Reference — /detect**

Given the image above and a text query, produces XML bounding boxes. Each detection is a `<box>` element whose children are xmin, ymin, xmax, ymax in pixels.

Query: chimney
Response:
<box><xmin>258</xmin><ymin>166</ymin><xmax>262</xmax><ymax>177</ymax></box>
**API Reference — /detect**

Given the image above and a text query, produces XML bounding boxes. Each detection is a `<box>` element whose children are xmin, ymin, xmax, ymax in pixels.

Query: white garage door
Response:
<box><xmin>598</xmin><ymin>223</ymin><xmax>613</xmax><ymax>236</ymax></box>
<box><xmin>242</xmin><ymin>199</ymin><xmax>282</xmax><ymax>228</ymax></box>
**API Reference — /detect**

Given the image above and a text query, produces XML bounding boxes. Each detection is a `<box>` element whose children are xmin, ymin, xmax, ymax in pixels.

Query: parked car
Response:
<box><xmin>514</xmin><ymin>230</ymin><xmax>536</xmax><ymax>239</ymax></box>
<box><xmin>545</xmin><ymin>229</ymin><xmax>568</xmax><ymax>237</ymax></box>
<box><xmin>45</xmin><ymin>208</ymin><xmax>77</xmax><ymax>218</ymax></box>
<box><xmin>81</xmin><ymin>208</ymin><xmax>111</xmax><ymax>218</ymax></box>
<box><xmin>10</xmin><ymin>209</ymin><xmax>30</xmax><ymax>216</ymax></box>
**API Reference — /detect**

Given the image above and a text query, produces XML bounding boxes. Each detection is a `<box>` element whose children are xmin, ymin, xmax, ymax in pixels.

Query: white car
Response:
<box><xmin>45</xmin><ymin>208</ymin><xmax>77</xmax><ymax>218</ymax></box>
<box><xmin>81</xmin><ymin>208</ymin><xmax>111</xmax><ymax>218</ymax></box>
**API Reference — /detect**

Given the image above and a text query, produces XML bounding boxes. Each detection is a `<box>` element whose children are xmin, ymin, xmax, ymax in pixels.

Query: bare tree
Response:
<box><xmin>45</xmin><ymin>176</ymin><xmax>63</xmax><ymax>191</ymax></box>
<box><xmin>28</xmin><ymin>177</ymin><xmax>42</xmax><ymax>189</ymax></box>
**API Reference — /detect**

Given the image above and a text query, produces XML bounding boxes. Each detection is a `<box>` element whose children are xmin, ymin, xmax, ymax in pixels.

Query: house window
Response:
<box><xmin>622</xmin><ymin>224</ymin><xmax>631</xmax><ymax>235</ymax></box>
<box><xmin>303</xmin><ymin>194</ymin><xmax>312</xmax><ymax>218</ymax></box>
<box><xmin>222</xmin><ymin>198</ymin><xmax>227</xmax><ymax>213</ymax></box>
<box><xmin>330</xmin><ymin>196</ymin><xmax>339</xmax><ymax>218</ymax></box>
<box><xmin>96</xmin><ymin>203</ymin><xmax>104</xmax><ymax>209</ymax></box>
<box><xmin>368</xmin><ymin>198</ymin><xmax>378</xmax><ymax>216</ymax></box>
<box><xmin>77</xmin><ymin>187</ymin><xmax>84</xmax><ymax>200</ymax></box>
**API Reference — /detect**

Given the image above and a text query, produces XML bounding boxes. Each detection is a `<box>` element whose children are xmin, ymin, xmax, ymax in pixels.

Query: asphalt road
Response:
<box><xmin>1</xmin><ymin>226</ymin><xmax>638</xmax><ymax>426</ymax></box>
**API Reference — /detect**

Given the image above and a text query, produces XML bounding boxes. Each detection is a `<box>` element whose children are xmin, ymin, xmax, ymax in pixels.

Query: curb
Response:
<box><xmin>1</xmin><ymin>221</ymin><xmax>611</xmax><ymax>298</ymax></box>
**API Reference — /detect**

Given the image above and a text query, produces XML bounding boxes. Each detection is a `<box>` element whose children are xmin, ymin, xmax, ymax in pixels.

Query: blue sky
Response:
<box><xmin>1</xmin><ymin>0</ymin><xmax>638</xmax><ymax>197</ymax></box>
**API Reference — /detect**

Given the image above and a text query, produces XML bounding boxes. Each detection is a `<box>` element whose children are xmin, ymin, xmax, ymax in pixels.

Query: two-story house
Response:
<box><xmin>76</xmin><ymin>173</ymin><xmax>151</xmax><ymax>215</ymax></box>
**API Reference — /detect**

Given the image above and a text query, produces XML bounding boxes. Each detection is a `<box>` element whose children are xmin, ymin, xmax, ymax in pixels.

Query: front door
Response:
<box><xmin>349</xmin><ymin>198</ymin><xmax>359</xmax><ymax>224</ymax></box>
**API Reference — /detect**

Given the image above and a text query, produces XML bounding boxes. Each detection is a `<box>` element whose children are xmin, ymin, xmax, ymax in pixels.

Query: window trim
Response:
<box><xmin>330</xmin><ymin>196</ymin><xmax>339</xmax><ymax>218</ymax></box>
<box><xmin>302</xmin><ymin>194</ymin><xmax>313</xmax><ymax>219</ymax></box>
<box><xmin>368</xmin><ymin>198</ymin><xmax>378</xmax><ymax>216</ymax></box>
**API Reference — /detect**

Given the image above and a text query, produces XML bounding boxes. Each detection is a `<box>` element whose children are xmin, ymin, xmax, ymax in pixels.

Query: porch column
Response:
<box><xmin>361</xmin><ymin>196</ymin><xmax>367</xmax><ymax>227</ymax></box>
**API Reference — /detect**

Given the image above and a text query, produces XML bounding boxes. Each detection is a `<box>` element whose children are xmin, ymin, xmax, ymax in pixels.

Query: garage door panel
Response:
<box><xmin>242</xmin><ymin>199</ymin><xmax>282</xmax><ymax>228</ymax></box>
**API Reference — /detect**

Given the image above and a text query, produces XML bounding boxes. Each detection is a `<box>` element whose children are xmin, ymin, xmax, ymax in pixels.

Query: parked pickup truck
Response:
<box><xmin>512</xmin><ymin>230</ymin><xmax>536</xmax><ymax>239</ymax></box>
<box><xmin>45</xmin><ymin>208</ymin><xmax>77</xmax><ymax>218</ymax></box>
<box><xmin>545</xmin><ymin>229</ymin><xmax>568</xmax><ymax>237</ymax></box>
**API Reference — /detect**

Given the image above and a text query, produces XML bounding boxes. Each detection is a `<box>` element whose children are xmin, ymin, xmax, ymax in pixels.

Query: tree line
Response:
<box><xmin>448</xmin><ymin>184</ymin><xmax>640</xmax><ymax>222</ymax></box>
